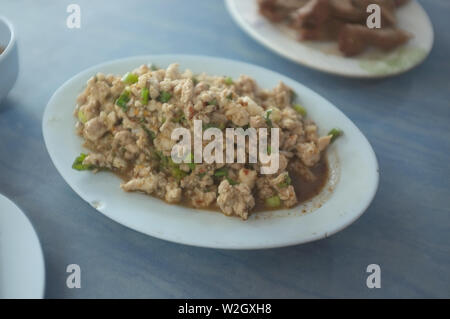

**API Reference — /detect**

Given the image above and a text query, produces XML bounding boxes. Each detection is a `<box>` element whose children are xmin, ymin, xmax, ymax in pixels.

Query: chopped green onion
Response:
<box><xmin>328</xmin><ymin>128</ymin><xmax>343</xmax><ymax>143</ymax></box>
<box><xmin>171</xmin><ymin>166</ymin><xmax>187</xmax><ymax>180</ymax></box>
<box><xmin>158</xmin><ymin>91</ymin><xmax>172</xmax><ymax>103</ymax></box>
<box><xmin>192</xmin><ymin>77</ymin><xmax>199</xmax><ymax>85</ymax></box>
<box><xmin>141</xmin><ymin>88</ymin><xmax>149</xmax><ymax>105</ymax></box>
<box><xmin>77</xmin><ymin>110</ymin><xmax>87</xmax><ymax>124</ymax></box>
<box><xmin>214</xmin><ymin>167</ymin><xmax>228</xmax><ymax>177</ymax></box>
<box><xmin>153</xmin><ymin>150</ymin><xmax>164</xmax><ymax>162</ymax></box>
<box><xmin>208</xmin><ymin>98</ymin><xmax>218</xmax><ymax>106</ymax></box>
<box><xmin>116</xmin><ymin>90</ymin><xmax>130</xmax><ymax>111</ymax></box>
<box><xmin>157</xmin><ymin>155</ymin><xmax>187</xmax><ymax>180</ymax></box>
<box><xmin>185</xmin><ymin>152</ymin><xmax>195</xmax><ymax>171</ymax></box>
<box><xmin>122</xmin><ymin>72</ymin><xmax>139</xmax><ymax>84</ymax></box>
<box><xmin>293</xmin><ymin>104</ymin><xmax>307</xmax><ymax>116</ymax></box>
<box><xmin>267</xmin><ymin>145</ymin><xmax>272</xmax><ymax>155</ymax></box>
<box><xmin>198</xmin><ymin>172</ymin><xmax>207</xmax><ymax>178</ymax></box>
<box><xmin>158</xmin><ymin>153</ymin><xmax>169</xmax><ymax>168</ymax></box>
<box><xmin>166</xmin><ymin>157</ymin><xmax>187</xmax><ymax>180</ymax></box>
<box><xmin>72</xmin><ymin>153</ymin><xmax>93</xmax><ymax>171</ymax></box>
<box><xmin>286</xmin><ymin>175</ymin><xmax>292</xmax><ymax>184</ymax></box>
<box><xmin>278</xmin><ymin>175</ymin><xmax>292</xmax><ymax>188</ymax></box>
<box><xmin>150</xmin><ymin>64</ymin><xmax>158</xmax><ymax>71</ymax></box>
<box><xmin>265</xmin><ymin>109</ymin><xmax>273</xmax><ymax>127</ymax></box>
<box><xmin>226</xmin><ymin>93</ymin><xmax>233</xmax><ymax>100</ymax></box>
<box><xmin>142</xmin><ymin>125</ymin><xmax>155</xmax><ymax>140</ymax></box>
<box><xmin>226</xmin><ymin>177</ymin><xmax>238</xmax><ymax>185</ymax></box>
<box><xmin>172</xmin><ymin>111</ymin><xmax>186</xmax><ymax>123</ymax></box>
<box><xmin>224</xmin><ymin>77</ymin><xmax>233</xmax><ymax>85</ymax></box>
<box><xmin>265</xmin><ymin>195</ymin><xmax>281</xmax><ymax>208</ymax></box>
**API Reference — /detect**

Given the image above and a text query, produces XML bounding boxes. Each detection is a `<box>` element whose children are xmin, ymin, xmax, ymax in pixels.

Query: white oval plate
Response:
<box><xmin>0</xmin><ymin>194</ymin><xmax>45</xmax><ymax>298</ymax></box>
<box><xmin>225</xmin><ymin>0</ymin><xmax>434</xmax><ymax>78</ymax></box>
<box><xmin>43</xmin><ymin>55</ymin><xmax>379</xmax><ymax>249</ymax></box>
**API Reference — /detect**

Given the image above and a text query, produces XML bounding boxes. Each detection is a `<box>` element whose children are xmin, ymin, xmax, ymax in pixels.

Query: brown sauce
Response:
<box><xmin>291</xmin><ymin>157</ymin><xmax>329</xmax><ymax>204</ymax></box>
<box><xmin>253</xmin><ymin>156</ymin><xmax>329</xmax><ymax>212</ymax></box>
<box><xmin>112</xmin><ymin>156</ymin><xmax>329</xmax><ymax>214</ymax></box>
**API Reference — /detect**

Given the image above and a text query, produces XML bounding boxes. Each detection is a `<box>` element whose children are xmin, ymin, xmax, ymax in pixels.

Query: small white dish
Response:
<box><xmin>0</xmin><ymin>194</ymin><xmax>45</xmax><ymax>298</ymax></box>
<box><xmin>225</xmin><ymin>0</ymin><xmax>434</xmax><ymax>78</ymax></box>
<box><xmin>43</xmin><ymin>55</ymin><xmax>379</xmax><ymax>249</ymax></box>
<box><xmin>0</xmin><ymin>16</ymin><xmax>19</xmax><ymax>103</ymax></box>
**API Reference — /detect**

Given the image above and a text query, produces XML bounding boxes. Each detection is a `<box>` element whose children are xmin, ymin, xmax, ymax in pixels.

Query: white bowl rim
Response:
<box><xmin>0</xmin><ymin>193</ymin><xmax>46</xmax><ymax>298</ymax></box>
<box><xmin>0</xmin><ymin>16</ymin><xmax>16</xmax><ymax>64</ymax></box>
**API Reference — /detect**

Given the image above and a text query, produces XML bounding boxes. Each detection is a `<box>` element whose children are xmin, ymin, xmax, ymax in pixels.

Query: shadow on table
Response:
<box><xmin>0</xmin><ymin>96</ymin><xmax>17</xmax><ymax>113</ymax></box>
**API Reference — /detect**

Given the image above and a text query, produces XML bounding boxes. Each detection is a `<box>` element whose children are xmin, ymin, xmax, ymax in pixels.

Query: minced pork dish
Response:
<box><xmin>73</xmin><ymin>63</ymin><xmax>341</xmax><ymax>220</ymax></box>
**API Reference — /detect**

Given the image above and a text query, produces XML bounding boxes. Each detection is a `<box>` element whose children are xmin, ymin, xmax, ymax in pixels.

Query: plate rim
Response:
<box><xmin>224</xmin><ymin>0</ymin><xmax>434</xmax><ymax>78</ymax></box>
<box><xmin>42</xmin><ymin>54</ymin><xmax>379</xmax><ymax>249</ymax></box>
<box><xmin>0</xmin><ymin>193</ymin><xmax>46</xmax><ymax>298</ymax></box>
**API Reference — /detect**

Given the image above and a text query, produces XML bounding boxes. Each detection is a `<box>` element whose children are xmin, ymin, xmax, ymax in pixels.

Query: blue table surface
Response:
<box><xmin>0</xmin><ymin>0</ymin><xmax>449</xmax><ymax>298</ymax></box>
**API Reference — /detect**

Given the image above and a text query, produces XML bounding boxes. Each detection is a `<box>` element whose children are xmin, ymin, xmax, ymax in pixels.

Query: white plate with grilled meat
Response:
<box><xmin>43</xmin><ymin>55</ymin><xmax>379</xmax><ymax>249</ymax></box>
<box><xmin>0</xmin><ymin>194</ymin><xmax>45</xmax><ymax>298</ymax></box>
<box><xmin>225</xmin><ymin>0</ymin><xmax>433</xmax><ymax>77</ymax></box>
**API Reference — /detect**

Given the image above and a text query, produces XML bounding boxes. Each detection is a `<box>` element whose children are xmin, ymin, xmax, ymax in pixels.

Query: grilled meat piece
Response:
<box><xmin>258</xmin><ymin>0</ymin><xmax>412</xmax><ymax>56</ymax></box>
<box><xmin>338</xmin><ymin>24</ymin><xmax>411</xmax><ymax>56</ymax></box>
<box><xmin>258</xmin><ymin>0</ymin><xmax>309</xmax><ymax>22</ymax></box>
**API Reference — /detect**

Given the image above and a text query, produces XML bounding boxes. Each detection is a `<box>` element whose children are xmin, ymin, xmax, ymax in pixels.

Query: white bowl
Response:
<box><xmin>0</xmin><ymin>16</ymin><xmax>18</xmax><ymax>103</ymax></box>
<box><xmin>43</xmin><ymin>55</ymin><xmax>379</xmax><ymax>249</ymax></box>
